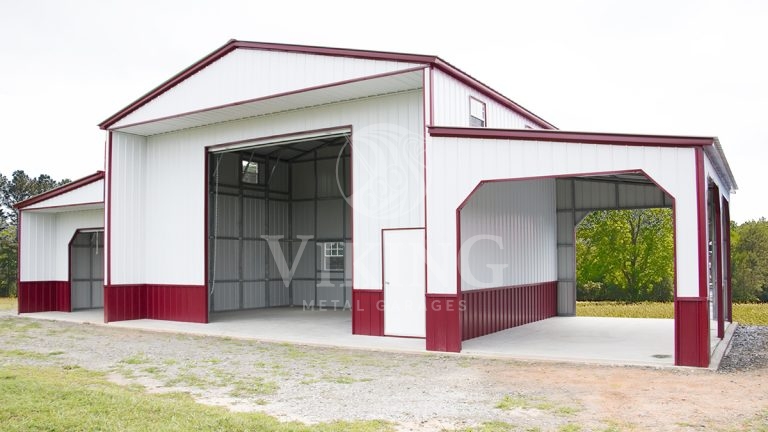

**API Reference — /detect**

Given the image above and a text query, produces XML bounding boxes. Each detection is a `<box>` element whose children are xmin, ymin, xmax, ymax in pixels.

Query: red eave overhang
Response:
<box><xmin>14</xmin><ymin>171</ymin><xmax>105</xmax><ymax>210</ymax></box>
<box><xmin>428</xmin><ymin>126</ymin><xmax>715</xmax><ymax>148</ymax></box>
<box><xmin>98</xmin><ymin>40</ymin><xmax>555</xmax><ymax>131</ymax></box>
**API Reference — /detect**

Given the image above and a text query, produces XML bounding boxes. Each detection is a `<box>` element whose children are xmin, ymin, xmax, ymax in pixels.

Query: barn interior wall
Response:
<box><xmin>208</xmin><ymin>144</ymin><xmax>351</xmax><ymax>312</ymax></box>
<box><xmin>459</xmin><ymin>179</ymin><xmax>557</xmax><ymax>291</ymax></box>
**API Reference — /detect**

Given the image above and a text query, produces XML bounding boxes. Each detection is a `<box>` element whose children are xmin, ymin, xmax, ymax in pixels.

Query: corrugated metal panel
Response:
<box><xmin>242</xmin><ymin>240</ymin><xmax>266</xmax><ymax>280</ymax></box>
<box><xmin>113</xmin><ymin>49</ymin><xmax>422</xmax><ymax>129</ymax></box>
<box><xmin>460</xmin><ymin>179</ymin><xmax>557</xmax><ymax>291</ymax></box>
<box><xmin>242</xmin><ymin>198</ymin><xmax>266</xmax><ymax>238</ymax></box>
<box><xmin>143</xmin><ymin>128</ymin><xmax>202</xmax><ymax>285</ymax></box>
<box><xmin>461</xmin><ymin>282</ymin><xmax>557</xmax><ymax>340</ymax></box>
<box><xmin>24</xmin><ymin>180</ymin><xmax>104</xmax><ymax>210</ymax></box>
<box><xmin>431</xmin><ymin>69</ymin><xmax>534</xmax><ymax>129</ymax></box>
<box><xmin>269</xmin><ymin>281</ymin><xmax>290</xmax><ymax>306</ymax></box>
<box><xmin>317</xmin><ymin>199</ymin><xmax>343</xmax><ymax>238</ymax></box>
<box><xmin>243</xmin><ymin>282</ymin><xmax>266</xmax><ymax>308</ymax></box>
<box><xmin>145</xmin><ymin>90</ymin><xmax>423</xmax><ymax>292</ymax></box>
<box><xmin>617</xmin><ymin>182</ymin><xmax>667</xmax><ymax>208</ymax></box>
<box><xmin>19</xmin><ymin>212</ymin><xmax>56</xmax><ymax>281</ymax></box>
<box><xmin>426</xmin><ymin>136</ymin><xmax>699</xmax><ymax>296</ymax></box>
<box><xmin>317</xmin><ymin>282</ymin><xmax>344</xmax><ymax>304</ymax></box>
<box><xmin>292</xmin><ymin>280</ymin><xmax>315</xmax><ymax>306</ymax></box>
<box><xmin>574</xmin><ymin>180</ymin><xmax>616</xmax><ymax>209</ymax></box>
<box><xmin>212</xmin><ymin>282</ymin><xmax>240</xmax><ymax>311</ymax></box>
<box><xmin>111</xmin><ymin>132</ymin><xmax>147</xmax><ymax>285</ymax></box>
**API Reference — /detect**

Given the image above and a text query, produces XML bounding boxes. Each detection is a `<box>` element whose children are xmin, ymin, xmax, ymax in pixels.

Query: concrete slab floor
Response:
<box><xmin>18</xmin><ymin>309</ymin><xmax>734</xmax><ymax>368</ymax></box>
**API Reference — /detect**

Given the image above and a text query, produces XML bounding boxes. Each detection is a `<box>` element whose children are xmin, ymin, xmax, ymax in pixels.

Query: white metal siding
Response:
<box><xmin>460</xmin><ymin>179</ymin><xmax>556</xmax><ymax>291</ymax></box>
<box><xmin>109</xmin><ymin>132</ymin><xmax>147</xmax><ymax>284</ymax></box>
<box><xmin>141</xmin><ymin>90</ymin><xmax>424</xmax><ymax>289</ymax></box>
<box><xmin>431</xmin><ymin>69</ymin><xmax>535</xmax><ymax>128</ymax></box>
<box><xmin>19</xmin><ymin>212</ymin><xmax>56</xmax><ymax>281</ymax></box>
<box><xmin>426</xmin><ymin>137</ymin><xmax>699</xmax><ymax>296</ymax></box>
<box><xmin>113</xmin><ymin>49</ymin><xmax>422</xmax><ymax>128</ymax></box>
<box><xmin>20</xmin><ymin>209</ymin><xmax>104</xmax><ymax>282</ymax></box>
<box><xmin>24</xmin><ymin>180</ymin><xmax>104</xmax><ymax>210</ymax></box>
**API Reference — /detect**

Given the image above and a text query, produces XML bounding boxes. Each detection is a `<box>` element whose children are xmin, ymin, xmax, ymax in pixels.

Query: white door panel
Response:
<box><xmin>383</xmin><ymin>229</ymin><xmax>425</xmax><ymax>337</ymax></box>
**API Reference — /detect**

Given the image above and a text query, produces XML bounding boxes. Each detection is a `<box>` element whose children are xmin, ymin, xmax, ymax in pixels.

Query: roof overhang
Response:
<box><xmin>429</xmin><ymin>126</ymin><xmax>738</xmax><ymax>192</ymax></box>
<box><xmin>99</xmin><ymin>39</ymin><xmax>555</xmax><ymax>132</ymax></box>
<box><xmin>15</xmin><ymin>171</ymin><xmax>105</xmax><ymax>211</ymax></box>
<box><xmin>111</xmin><ymin>67</ymin><xmax>425</xmax><ymax>136</ymax></box>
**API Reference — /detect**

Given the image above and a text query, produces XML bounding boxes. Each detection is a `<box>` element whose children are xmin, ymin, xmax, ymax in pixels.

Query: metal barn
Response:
<box><xmin>16</xmin><ymin>40</ymin><xmax>736</xmax><ymax>367</ymax></box>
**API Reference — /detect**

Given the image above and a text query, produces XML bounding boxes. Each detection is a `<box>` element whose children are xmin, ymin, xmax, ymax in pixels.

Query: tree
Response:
<box><xmin>0</xmin><ymin>226</ymin><xmax>17</xmax><ymax>297</ymax></box>
<box><xmin>576</xmin><ymin>208</ymin><xmax>674</xmax><ymax>302</ymax></box>
<box><xmin>0</xmin><ymin>170</ymin><xmax>70</xmax><ymax>226</ymax></box>
<box><xmin>731</xmin><ymin>218</ymin><xmax>768</xmax><ymax>302</ymax></box>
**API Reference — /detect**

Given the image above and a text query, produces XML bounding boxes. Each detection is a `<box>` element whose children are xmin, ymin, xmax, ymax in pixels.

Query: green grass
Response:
<box><xmin>577</xmin><ymin>301</ymin><xmax>768</xmax><ymax>325</ymax></box>
<box><xmin>496</xmin><ymin>394</ymin><xmax>579</xmax><ymax>416</ymax></box>
<box><xmin>0</xmin><ymin>365</ymin><xmax>394</xmax><ymax>432</ymax></box>
<box><xmin>732</xmin><ymin>304</ymin><xmax>768</xmax><ymax>325</ymax></box>
<box><xmin>0</xmin><ymin>297</ymin><xmax>16</xmax><ymax>311</ymax></box>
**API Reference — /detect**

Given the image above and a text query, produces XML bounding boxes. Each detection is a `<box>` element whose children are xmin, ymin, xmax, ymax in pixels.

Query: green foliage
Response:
<box><xmin>731</xmin><ymin>218</ymin><xmax>768</xmax><ymax>302</ymax></box>
<box><xmin>0</xmin><ymin>226</ymin><xmax>17</xmax><ymax>297</ymax></box>
<box><xmin>576</xmin><ymin>209</ymin><xmax>674</xmax><ymax>302</ymax></box>
<box><xmin>0</xmin><ymin>170</ymin><xmax>71</xmax><ymax>226</ymax></box>
<box><xmin>577</xmin><ymin>301</ymin><xmax>768</xmax><ymax>325</ymax></box>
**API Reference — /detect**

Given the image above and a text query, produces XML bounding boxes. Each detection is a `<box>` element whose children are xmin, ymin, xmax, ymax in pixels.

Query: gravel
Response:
<box><xmin>2</xmin><ymin>314</ymin><xmax>767</xmax><ymax>431</ymax></box>
<box><xmin>718</xmin><ymin>325</ymin><xmax>768</xmax><ymax>373</ymax></box>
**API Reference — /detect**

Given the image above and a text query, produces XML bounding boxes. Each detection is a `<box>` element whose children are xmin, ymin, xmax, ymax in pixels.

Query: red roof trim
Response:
<box><xmin>99</xmin><ymin>40</ymin><xmax>554</xmax><ymax>131</ymax></box>
<box><xmin>14</xmin><ymin>171</ymin><xmax>105</xmax><ymax>210</ymax></box>
<box><xmin>428</xmin><ymin>126</ymin><xmax>715</xmax><ymax>147</ymax></box>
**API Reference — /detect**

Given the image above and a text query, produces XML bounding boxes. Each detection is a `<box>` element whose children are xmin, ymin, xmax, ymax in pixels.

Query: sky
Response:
<box><xmin>0</xmin><ymin>0</ymin><xmax>766</xmax><ymax>222</ymax></box>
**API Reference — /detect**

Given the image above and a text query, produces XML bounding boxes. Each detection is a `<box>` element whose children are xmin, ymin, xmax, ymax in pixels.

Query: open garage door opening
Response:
<box><xmin>207</xmin><ymin>131</ymin><xmax>352</xmax><ymax>321</ymax></box>
<box><xmin>457</xmin><ymin>172</ymin><xmax>686</xmax><ymax>363</ymax></box>
<box><xmin>70</xmin><ymin>229</ymin><xmax>104</xmax><ymax>311</ymax></box>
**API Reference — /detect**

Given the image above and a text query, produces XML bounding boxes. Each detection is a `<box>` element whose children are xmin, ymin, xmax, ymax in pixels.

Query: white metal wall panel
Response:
<box><xmin>144</xmin><ymin>90</ymin><xmax>424</xmax><ymax>289</ymax></box>
<box><xmin>113</xmin><ymin>49</ymin><xmax>422</xmax><ymax>128</ymax></box>
<box><xmin>24</xmin><ymin>180</ymin><xmax>104</xmax><ymax>210</ymax></box>
<box><xmin>459</xmin><ymin>180</ymin><xmax>556</xmax><ymax>291</ymax></box>
<box><xmin>20</xmin><ymin>209</ymin><xmax>104</xmax><ymax>282</ymax></box>
<box><xmin>19</xmin><ymin>212</ymin><xmax>56</xmax><ymax>281</ymax></box>
<box><xmin>431</xmin><ymin>69</ymin><xmax>535</xmax><ymax>128</ymax></box>
<box><xmin>109</xmin><ymin>132</ymin><xmax>147</xmax><ymax>284</ymax></box>
<box><xmin>426</xmin><ymin>136</ymin><xmax>699</xmax><ymax>296</ymax></box>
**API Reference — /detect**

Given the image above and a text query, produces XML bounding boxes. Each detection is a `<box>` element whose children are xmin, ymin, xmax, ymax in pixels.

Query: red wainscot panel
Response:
<box><xmin>104</xmin><ymin>284</ymin><xmax>146</xmax><ymax>323</ymax></box>
<box><xmin>674</xmin><ymin>297</ymin><xmax>710</xmax><ymax>367</ymax></box>
<box><xmin>105</xmin><ymin>284</ymin><xmax>207</xmax><ymax>324</ymax></box>
<box><xmin>425</xmin><ymin>294</ymin><xmax>462</xmax><ymax>352</ymax></box>
<box><xmin>18</xmin><ymin>281</ymin><xmax>70</xmax><ymax>313</ymax></box>
<box><xmin>461</xmin><ymin>281</ymin><xmax>557</xmax><ymax>341</ymax></box>
<box><xmin>146</xmin><ymin>284</ymin><xmax>208</xmax><ymax>323</ymax></box>
<box><xmin>352</xmin><ymin>289</ymin><xmax>384</xmax><ymax>336</ymax></box>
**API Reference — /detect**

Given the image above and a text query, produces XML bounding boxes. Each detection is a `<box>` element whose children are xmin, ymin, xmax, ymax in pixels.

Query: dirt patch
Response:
<box><xmin>1</xmin><ymin>316</ymin><xmax>766</xmax><ymax>431</ymax></box>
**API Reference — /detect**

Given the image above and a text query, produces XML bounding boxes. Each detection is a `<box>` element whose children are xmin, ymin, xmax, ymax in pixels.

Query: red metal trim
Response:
<box><xmin>428</xmin><ymin>66</ymin><xmax>435</xmax><ymax>127</ymax></box>
<box><xmin>695</xmin><ymin>148</ymin><xmax>708</xmax><ymax>298</ymax></box>
<box><xmin>203</xmin><ymin>149</ymin><xmax>209</xmax><ymax>324</ymax></box>
<box><xmin>99</xmin><ymin>40</ymin><xmax>553</xmax><ymax>131</ymax></box>
<box><xmin>14</xmin><ymin>171</ymin><xmax>105</xmax><ymax>209</ymax></box>
<box><xmin>111</xmin><ymin>66</ymin><xmax>427</xmax><ymax>132</ymax></box>
<box><xmin>107</xmin><ymin>132</ymin><xmax>113</xmax><ymax>288</ymax></box>
<box><xmin>724</xmin><ymin>199</ymin><xmax>733</xmax><ymax>322</ymax></box>
<box><xmin>16</xmin><ymin>209</ymin><xmax>21</xmax><ymax>315</ymax></box>
<box><xmin>429</xmin><ymin>126</ymin><xmax>716</xmax><ymax>148</ymax></box>
<box><xmin>713</xmin><ymin>184</ymin><xmax>724</xmax><ymax>339</ymax></box>
<box><xmin>674</xmin><ymin>296</ymin><xmax>710</xmax><ymax>367</ymax></box>
<box><xmin>104</xmin><ymin>284</ymin><xmax>208</xmax><ymax>323</ymax></box>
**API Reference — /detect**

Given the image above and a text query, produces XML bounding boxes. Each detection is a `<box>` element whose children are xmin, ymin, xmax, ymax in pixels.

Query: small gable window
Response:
<box><xmin>469</xmin><ymin>97</ymin><xmax>486</xmax><ymax>127</ymax></box>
